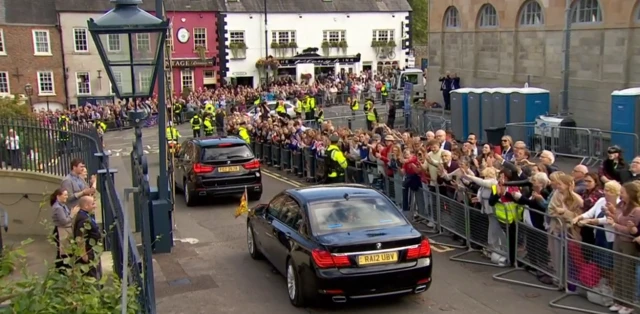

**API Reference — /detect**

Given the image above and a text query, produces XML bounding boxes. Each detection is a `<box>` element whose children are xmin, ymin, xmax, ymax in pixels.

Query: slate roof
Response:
<box><xmin>1</xmin><ymin>0</ymin><xmax>58</xmax><ymax>25</ymax></box>
<box><xmin>55</xmin><ymin>0</ymin><xmax>411</xmax><ymax>13</ymax></box>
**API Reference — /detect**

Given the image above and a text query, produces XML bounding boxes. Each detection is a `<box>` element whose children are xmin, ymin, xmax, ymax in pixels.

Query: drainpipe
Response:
<box><xmin>56</xmin><ymin>13</ymin><xmax>71</xmax><ymax>108</ymax></box>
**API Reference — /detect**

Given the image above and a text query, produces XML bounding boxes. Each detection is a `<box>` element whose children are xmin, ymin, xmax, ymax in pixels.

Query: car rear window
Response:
<box><xmin>307</xmin><ymin>196</ymin><xmax>406</xmax><ymax>236</ymax></box>
<box><xmin>202</xmin><ymin>144</ymin><xmax>253</xmax><ymax>161</ymax></box>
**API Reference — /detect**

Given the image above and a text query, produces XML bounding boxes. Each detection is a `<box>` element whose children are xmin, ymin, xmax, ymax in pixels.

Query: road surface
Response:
<box><xmin>103</xmin><ymin>121</ymin><xmax>594</xmax><ymax>314</ymax></box>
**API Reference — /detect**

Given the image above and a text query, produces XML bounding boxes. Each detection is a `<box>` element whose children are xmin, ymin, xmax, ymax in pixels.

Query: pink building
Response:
<box><xmin>164</xmin><ymin>12</ymin><xmax>220</xmax><ymax>95</ymax></box>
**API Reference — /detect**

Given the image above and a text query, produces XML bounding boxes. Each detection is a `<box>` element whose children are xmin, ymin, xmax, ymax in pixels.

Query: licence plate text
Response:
<box><xmin>357</xmin><ymin>252</ymin><xmax>398</xmax><ymax>266</ymax></box>
<box><xmin>218</xmin><ymin>166</ymin><xmax>240</xmax><ymax>173</ymax></box>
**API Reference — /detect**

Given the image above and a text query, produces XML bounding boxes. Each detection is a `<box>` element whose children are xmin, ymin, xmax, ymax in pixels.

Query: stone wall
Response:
<box><xmin>427</xmin><ymin>0</ymin><xmax>640</xmax><ymax>130</ymax></box>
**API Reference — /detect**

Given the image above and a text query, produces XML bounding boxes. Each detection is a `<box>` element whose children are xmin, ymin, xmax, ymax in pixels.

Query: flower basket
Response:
<box><xmin>387</xmin><ymin>40</ymin><xmax>396</xmax><ymax>48</ymax></box>
<box><xmin>338</xmin><ymin>40</ymin><xmax>348</xmax><ymax>53</ymax></box>
<box><xmin>287</xmin><ymin>41</ymin><xmax>298</xmax><ymax>49</ymax></box>
<box><xmin>265</xmin><ymin>58</ymin><xmax>280</xmax><ymax>71</ymax></box>
<box><xmin>270</xmin><ymin>41</ymin><xmax>280</xmax><ymax>49</ymax></box>
<box><xmin>195</xmin><ymin>45</ymin><xmax>207</xmax><ymax>60</ymax></box>
<box><xmin>301</xmin><ymin>73</ymin><xmax>313</xmax><ymax>81</ymax></box>
<box><xmin>230</xmin><ymin>42</ymin><xmax>247</xmax><ymax>59</ymax></box>
<box><xmin>321</xmin><ymin>41</ymin><xmax>330</xmax><ymax>56</ymax></box>
<box><xmin>255</xmin><ymin>58</ymin><xmax>266</xmax><ymax>70</ymax></box>
<box><xmin>329</xmin><ymin>42</ymin><xmax>339</xmax><ymax>49</ymax></box>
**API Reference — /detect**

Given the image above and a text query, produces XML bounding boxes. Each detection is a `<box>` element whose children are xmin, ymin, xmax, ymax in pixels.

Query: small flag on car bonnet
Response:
<box><xmin>234</xmin><ymin>187</ymin><xmax>249</xmax><ymax>218</ymax></box>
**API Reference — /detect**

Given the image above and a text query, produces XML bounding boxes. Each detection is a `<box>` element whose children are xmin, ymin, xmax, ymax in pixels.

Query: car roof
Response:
<box><xmin>287</xmin><ymin>184</ymin><xmax>384</xmax><ymax>203</ymax></box>
<box><xmin>191</xmin><ymin>136</ymin><xmax>246</xmax><ymax>147</ymax></box>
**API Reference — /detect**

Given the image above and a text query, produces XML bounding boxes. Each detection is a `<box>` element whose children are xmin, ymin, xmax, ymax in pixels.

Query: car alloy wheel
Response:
<box><xmin>287</xmin><ymin>263</ymin><xmax>296</xmax><ymax>301</ymax></box>
<box><xmin>247</xmin><ymin>226</ymin><xmax>255</xmax><ymax>255</ymax></box>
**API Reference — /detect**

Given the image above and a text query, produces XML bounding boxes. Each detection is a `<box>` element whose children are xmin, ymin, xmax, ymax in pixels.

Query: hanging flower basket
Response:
<box><xmin>321</xmin><ymin>41</ymin><xmax>330</xmax><ymax>56</ymax></box>
<box><xmin>195</xmin><ymin>45</ymin><xmax>207</xmax><ymax>60</ymax></box>
<box><xmin>301</xmin><ymin>73</ymin><xmax>313</xmax><ymax>81</ymax></box>
<box><xmin>255</xmin><ymin>58</ymin><xmax>266</xmax><ymax>70</ymax></box>
<box><xmin>265</xmin><ymin>58</ymin><xmax>280</xmax><ymax>71</ymax></box>
<box><xmin>338</xmin><ymin>40</ymin><xmax>348</xmax><ymax>53</ymax></box>
<box><xmin>229</xmin><ymin>42</ymin><xmax>247</xmax><ymax>59</ymax></box>
<box><xmin>387</xmin><ymin>40</ymin><xmax>397</xmax><ymax>48</ymax></box>
<box><xmin>270</xmin><ymin>41</ymin><xmax>280</xmax><ymax>49</ymax></box>
<box><xmin>371</xmin><ymin>40</ymin><xmax>383</xmax><ymax>53</ymax></box>
<box><xmin>287</xmin><ymin>41</ymin><xmax>298</xmax><ymax>54</ymax></box>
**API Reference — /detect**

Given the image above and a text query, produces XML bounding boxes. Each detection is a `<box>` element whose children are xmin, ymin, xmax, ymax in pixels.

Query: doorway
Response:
<box><xmin>235</xmin><ymin>76</ymin><xmax>254</xmax><ymax>87</ymax></box>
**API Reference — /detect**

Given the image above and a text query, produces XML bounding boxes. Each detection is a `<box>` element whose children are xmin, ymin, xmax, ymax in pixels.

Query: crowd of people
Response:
<box><xmin>245</xmin><ymin>100</ymin><xmax>640</xmax><ymax>313</ymax></box>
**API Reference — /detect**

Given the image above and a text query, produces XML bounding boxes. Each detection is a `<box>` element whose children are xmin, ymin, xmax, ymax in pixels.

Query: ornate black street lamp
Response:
<box><xmin>87</xmin><ymin>0</ymin><xmax>171</xmax><ymax>312</ymax></box>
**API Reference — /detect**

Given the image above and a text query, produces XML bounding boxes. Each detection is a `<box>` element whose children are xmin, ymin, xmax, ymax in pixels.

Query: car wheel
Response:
<box><xmin>184</xmin><ymin>179</ymin><xmax>197</xmax><ymax>207</ymax></box>
<box><xmin>247</xmin><ymin>224</ymin><xmax>263</xmax><ymax>260</ymax></box>
<box><xmin>286</xmin><ymin>260</ymin><xmax>306</xmax><ymax>307</ymax></box>
<box><xmin>248</xmin><ymin>192</ymin><xmax>262</xmax><ymax>201</ymax></box>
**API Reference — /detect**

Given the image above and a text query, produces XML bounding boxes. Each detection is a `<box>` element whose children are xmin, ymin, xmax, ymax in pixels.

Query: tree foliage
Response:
<box><xmin>0</xmin><ymin>230</ymin><xmax>140</xmax><ymax>313</ymax></box>
<box><xmin>408</xmin><ymin>0</ymin><xmax>429</xmax><ymax>45</ymax></box>
<box><xmin>0</xmin><ymin>97</ymin><xmax>33</xmax><ymax>120</ymax></box>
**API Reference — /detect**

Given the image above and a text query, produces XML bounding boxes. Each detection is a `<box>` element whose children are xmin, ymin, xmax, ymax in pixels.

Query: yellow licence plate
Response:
<box><xmin>357</xmin><ymin>252</ymin><xmax>398</xmax><ymax>266</ymax></box>
<box><xmin>218</xmin><ymin>166</ymin><xmax>240</xmax><ymax>173</ymax></box>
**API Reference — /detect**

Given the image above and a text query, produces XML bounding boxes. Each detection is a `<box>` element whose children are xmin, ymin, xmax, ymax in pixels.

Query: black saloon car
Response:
<box><xmin>174</xmin><ymin>136</ymin><xmax>262</xmax><ymax>206</ymax></box>
<box><xmin>246</xmin><ymin>185</ymin><xmax>432</xmax><ymax>307</ymax></box>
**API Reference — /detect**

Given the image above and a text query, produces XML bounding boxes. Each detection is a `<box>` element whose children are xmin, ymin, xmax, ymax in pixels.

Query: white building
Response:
<box><xmin>221</xmin><ymin>0</ymin><xmax>412</xmax><ymax>87</ymax></box>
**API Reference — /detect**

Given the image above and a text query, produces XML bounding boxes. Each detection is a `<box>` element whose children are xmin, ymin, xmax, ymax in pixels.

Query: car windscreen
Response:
<box><xmin>307</xmin><ymin>196</ymin><xmax>406</xmax><ymax>236</ymax></box>
<box><xmin>202</xmin><ymin>144</ymin><xmax>253</xmax><ymax>161</ymax></box>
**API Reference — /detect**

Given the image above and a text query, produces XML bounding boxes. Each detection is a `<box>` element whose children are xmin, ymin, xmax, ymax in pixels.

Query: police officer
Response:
<box><xmin>94</xmin><ymin>119</ymin><xmax>107</xmax><ymax>134</ymax></box>
<box><xmin>275</xmin><ymin>98</ymin><xmax>287</xmax><ymax>119</ymax></box>
<box><xmin>380</xmin><ymin>83</ymin><xmax>388</xmax><ymax>103</ymax></box>
<box><xmin>294</xmin><ymin>96</ymin><xmax>303</xmax><ymax>119</ymax></box>
<box><xmin>316</xmin><ymin>106</ymin><xmax>325</xmax><ymax>125</ymax></box>
<box><xmin>304</xmin><ymin>94</ymin><xmax>315</xmax><ymax>121</ymax></box>
<box><xmin>166</xmin><ymin>121</ymin><xmax>181</xmax><ymax>142</ymax></box>
<box><xmin>203</xmin><ymin>114</ymin><xmax>214</xmax><ymax>137</ymax></box>
<box><xmin>58</xmin><ymin>114</ymin><xmax>71</xmax><ymax>153</ymax></box>
<box><xmin>237</xmin><ymin>121</ymin><xmax>250</xmax><ymax>144</ymax></box>
<box><xmin>190</xmin><ymin>113</ymin><xmax>202</xmax><ymax>138</ymax></box>
<box><xmin>215</xmin><ymin>107</ymin><xmax>226</xmax><ymax>136</ymax></box>
<box><xmin>324</xmin><ymin>135</ymin><xmax>347</xmax><ymax>184</ymax></box>
<box><xmin>348</xmin><ymin>96</ymin><xmax>359</xmax><ymax>118</ymax></box>
<box><xmin>173</xmin><ymin>102</ymin><xmax>183</xmax><ymax>124</ymax></box>
<box><xmin>366</xmin><ymin>103</ymin><xmax>378</xmax><ymax>131</ymax></box>
<box><xmin>363</xmin><ymin>97</ymin><xmax>373</xmax><ymax>113</ymax></box>
<box><xmin>203</xmin><ymin>102</ymin><xmax>215</xmax><ymax>116</ymax></box>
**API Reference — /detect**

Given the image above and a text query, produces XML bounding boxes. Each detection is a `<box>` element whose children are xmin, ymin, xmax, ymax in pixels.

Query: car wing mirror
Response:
<box><xmin>252</xmin><ymin>204</ymin><xmax>267</xmax><ymax>216</ymax></box>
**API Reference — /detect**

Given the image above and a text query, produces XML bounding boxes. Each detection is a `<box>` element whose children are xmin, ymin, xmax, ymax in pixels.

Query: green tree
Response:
<box><xmin>408</xmin><ymin>0</ymin><xmax>429</xmax><ymax>45</ymax></box>
<box><xmin>0</xmin><ymin>96</ymin><xmax>33</xmax><ymax>119</ymax></box>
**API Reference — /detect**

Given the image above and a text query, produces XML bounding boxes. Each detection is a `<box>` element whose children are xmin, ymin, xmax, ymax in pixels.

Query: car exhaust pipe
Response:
<box><xmin>414</xmin><ymin>285</ymin><xmax>427</xmax><ymax>294</ymax></box>
<box><xmin>331</xmin><ymin>296</ymin><xmax>347</xmax><ymax>303</ymax></box>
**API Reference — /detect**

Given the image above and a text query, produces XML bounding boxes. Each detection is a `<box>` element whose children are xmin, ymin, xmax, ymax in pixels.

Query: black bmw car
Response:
<box><xmin>246</xmin><ymin>184</ymin><xmax>432</xmax><ymax>307</ymax></box>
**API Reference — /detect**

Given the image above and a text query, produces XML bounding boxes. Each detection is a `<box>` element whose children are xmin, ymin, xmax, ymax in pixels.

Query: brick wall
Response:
<box><xmin>0</xmin><ymin>24</ymin><xmax>66</xmax><ymax>105</ymax></box>
<box><xmin>427</xmin><ymin>0</ymin><xmax>640</xmax><ymax>131</ymax></box>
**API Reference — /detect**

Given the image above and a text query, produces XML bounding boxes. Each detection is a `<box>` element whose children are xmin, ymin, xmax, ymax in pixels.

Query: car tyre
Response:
<box><xmin>247</xmin><ymin>224</ymin><xmax>263</xmax><ymax>260</ymax></box>
<box><xmin>248</xmin><ymin>192</ymin><xmax>262</xmax><ymax>201</ymax></box>
<box><xmin>286</xmin><ymin>260</ymin><xmax>306</xmax><ymax>307</ymax></box>
<box><xmin>184</xmin><ymin>179</ymin><xmax>197</xmax><ymax>207</ymax></box>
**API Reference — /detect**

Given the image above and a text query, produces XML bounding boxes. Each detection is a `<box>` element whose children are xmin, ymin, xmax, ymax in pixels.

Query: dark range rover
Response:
<box><xmin>174</xmin><ymin>136</ymin><xmax>262</xmax><ymax>206</ymax></box>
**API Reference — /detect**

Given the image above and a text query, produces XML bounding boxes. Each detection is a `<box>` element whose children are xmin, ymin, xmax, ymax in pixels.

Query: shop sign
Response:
<box><xmin>170</xmin><ymin>58</ymin><xmax>218</xmax><ymax>67</ymax></box>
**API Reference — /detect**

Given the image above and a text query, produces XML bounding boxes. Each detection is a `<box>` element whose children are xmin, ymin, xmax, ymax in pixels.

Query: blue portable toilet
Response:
<box><xmin>450</xmin><ymin>88</ymin><xmax>473</xmax><ymax>140</ymax></box>
<box><xmin>492</xmin><ymin>88</ymin><xmax>519</xmax><ymax>125</ymax></box>
<box><xmin>610</xmin><ymin>88</ymin><xmax>640</xmax><ymax>161</ymax></box>
<box><xmin>508</xmin><ymin>87</ymin><xmax>550</xmax><ymax>124</ymax></box>
<box><xmin>467</xmin><ymin>88</ymin><xmax>486</xmax><ymax>141</ymax></box>
<box><xmin>480</xmin><ymin>89</ymin><xmax>495</xmax><ymax>142</ymax></box>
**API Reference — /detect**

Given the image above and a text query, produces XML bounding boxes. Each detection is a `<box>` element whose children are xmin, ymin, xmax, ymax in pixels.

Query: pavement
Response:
<box><xmin>97</xmin><ymin>115</ymin><xmax>600</xmax><ymax>314</ymax></box>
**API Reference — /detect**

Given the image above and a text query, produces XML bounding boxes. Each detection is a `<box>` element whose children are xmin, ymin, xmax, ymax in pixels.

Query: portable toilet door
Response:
<box><xmin>521</xmin><ymin>87</ymin><xmax>550</xmax><ymax>122</ymax></box>
<box><xmin>509</xmin><ymin>90</ymin><xmax>526</xmax><ymax>123</ymax></box>
<box><xmin>450</xmin><ymin>88</ymin><xmax>473</xmax><ymax>140</ymax></box>
<box><xmin>610</xmin><ymin>88</ymin><xmax>640</xmax><ymax>161</ymax></box>
<box><xmin>492</xmin><ymin>88</ymin><xmax>515</xmax><ymax>126</ymax></box>
<box><xmin>467</xmin><ymin>89</ymin><xmax>483</xmax><ymax>141</ymax></box>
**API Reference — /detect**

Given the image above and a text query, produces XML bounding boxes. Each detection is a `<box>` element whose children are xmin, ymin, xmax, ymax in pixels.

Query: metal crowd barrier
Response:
<box><xmin>252</xmin><ymin>142</ymin><xmax>640</xmax><ymax>312</ymax></box>
<box><xmin>505</xmin><ymin>122</ymin><xmax>639</xmax><ymax>167</ymax></box>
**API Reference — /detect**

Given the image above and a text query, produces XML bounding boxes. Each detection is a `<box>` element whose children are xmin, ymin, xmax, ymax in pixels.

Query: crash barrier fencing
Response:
<box><xmin>250</xmin><ymin>139</ymin><xmax>640</xmax><ymax>313</ymax></box>
<box><xmin>0</xmin><ymin>118</ymin><xmax>154</xmax><ymax>313</ymax></box>
<box><xmin>505</xmin><ymin>122</ymin><xmax>639</xmax><ymax>168</ymax></box>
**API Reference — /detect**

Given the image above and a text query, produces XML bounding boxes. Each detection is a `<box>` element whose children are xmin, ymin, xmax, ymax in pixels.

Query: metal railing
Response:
<box><xmin>253</xmin><ymin>138</ymin><xmax>640</xmax><ymax>313</ymax></box>
<box><xmin>505</xmin><ymin>122</ymin><xmax>639</xmax><ymax>167</ymax></box>
<box><xmin>0</xmin><ymin>118</ymin><xmax>153</xmax><ymax>313</ymax></box>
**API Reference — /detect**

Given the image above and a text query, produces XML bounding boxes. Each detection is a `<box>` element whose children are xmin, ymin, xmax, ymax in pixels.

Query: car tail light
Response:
<box><xmin>243</xmin><ymin>159</ymin><xmax>260</xmax><ymax>170</ymax></box>
<box><xmin>193</xmin><ymin>163</ymin><xmax>214</xmax><ymax>174</ymax></box>
<box><xmin>311</xmin><ymin>249</ymin><xmax>351</xmax><ymax>268</ymax></box>
<box><xmin>406</xmin><ymin>239</ymin><xmax>431</xmax><ymax>260</ymax></box>
<box><xmin>217</xmin><ymin>143</ymin><xmax>233</xmax><ymax>147</ymax></box>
